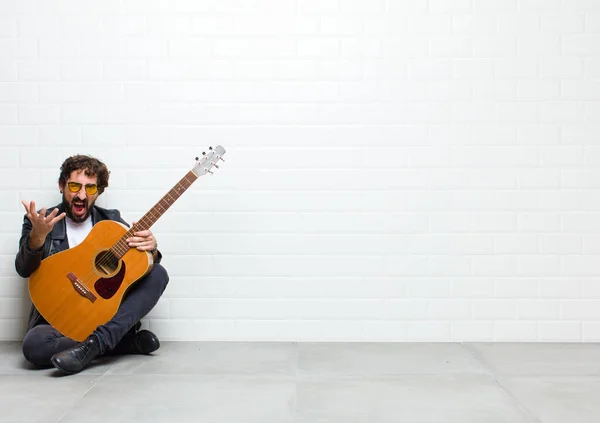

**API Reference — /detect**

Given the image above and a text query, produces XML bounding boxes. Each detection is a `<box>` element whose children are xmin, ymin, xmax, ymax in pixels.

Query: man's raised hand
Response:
<box><xmin>22</xmin><ymin>200</ymin><xmax>66</xmax><ymax>239</ymax></box>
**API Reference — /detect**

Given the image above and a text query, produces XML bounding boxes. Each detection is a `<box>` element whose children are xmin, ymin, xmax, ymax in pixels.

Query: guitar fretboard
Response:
<box><xmin>110</xmin><ymin>170</ymin><xmax>198</xmax><ymax>259</ymax></box>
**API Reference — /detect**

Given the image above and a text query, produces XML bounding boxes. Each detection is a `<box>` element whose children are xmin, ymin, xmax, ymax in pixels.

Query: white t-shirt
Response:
<box><xmin>65</xmin><ymin>216</ymin><xmax>93</xmax><ymax>248</ymax></box>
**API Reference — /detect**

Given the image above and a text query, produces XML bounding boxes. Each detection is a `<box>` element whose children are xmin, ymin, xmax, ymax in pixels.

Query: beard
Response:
<box><xmin>62</xmin><ymin>193</ymin><xmax>95</xmax><ymax>223</ymax></box>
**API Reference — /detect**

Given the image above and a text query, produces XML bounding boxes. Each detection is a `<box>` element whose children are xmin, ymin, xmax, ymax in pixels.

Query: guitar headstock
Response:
<box><xmin>192</xmin><ymin>145</ymin><xmax>226</xmax><ymax>177</ymax></box>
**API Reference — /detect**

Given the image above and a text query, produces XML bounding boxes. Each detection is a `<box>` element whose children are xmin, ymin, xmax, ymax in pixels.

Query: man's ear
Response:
<box><xmin>58</xmin><ymin>182</ymin><xmax>64</xmax><ymax>193</ymax></box>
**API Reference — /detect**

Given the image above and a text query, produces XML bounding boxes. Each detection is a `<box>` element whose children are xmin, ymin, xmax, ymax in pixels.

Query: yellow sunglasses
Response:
<box><xmin>67</xmin><ymin>182</ymin><xmax>98</xmax><ymax>195</ymax></box>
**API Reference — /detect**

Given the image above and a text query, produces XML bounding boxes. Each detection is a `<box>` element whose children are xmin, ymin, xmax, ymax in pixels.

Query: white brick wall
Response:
<box><xmin>1</xmin><ymin>0</ymin><xmax>599</xmax><ymax>342</ymax></box>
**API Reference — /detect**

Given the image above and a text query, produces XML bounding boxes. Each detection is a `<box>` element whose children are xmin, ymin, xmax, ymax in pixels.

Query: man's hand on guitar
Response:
<box><xmin>127</xmin><ymin>221</ymin><xmax>158</xmax><ymax>254</ymax></box>
<box><xmin>22</xmin><ymin>200</ymin><xmax>66</xmax><ymax>250</ymax></box>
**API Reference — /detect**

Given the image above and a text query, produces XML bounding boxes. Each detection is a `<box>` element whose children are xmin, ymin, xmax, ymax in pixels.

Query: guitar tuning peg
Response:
<box><xmin>209</xmin><ymin>146</ymin><xmax>213</xmax><ymax>150</ymax></box>
<box><xmin>202</xmin><ymin>151</ymin><xmax>206</xmax><ymax>155</ymax></box>
<box><xmin>195</xmin><ymin>157</ymin><xmax>199</xmax><ymax>161</ymax></box>
<box><xmin>213</xmin><ymin>164</ymin><xmax>219</xmax><ymax>169</ymax></box>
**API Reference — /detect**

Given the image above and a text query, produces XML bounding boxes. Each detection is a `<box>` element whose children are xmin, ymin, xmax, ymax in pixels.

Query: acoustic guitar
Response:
<box><xmin>28</xmin><ymin>146</ymin><xmax>226</xmax><ymax>341</ymax></box>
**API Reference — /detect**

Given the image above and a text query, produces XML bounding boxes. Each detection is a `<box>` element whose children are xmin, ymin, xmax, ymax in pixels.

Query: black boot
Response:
<box><xmin>127</xmin><ymin>330</ymin><xmax>160</xmax><ymax>354</ymax></box>
<box><xmin>110</xmin><ymin>329</ymin><xmax>160</xmax><ymax>355</ymax></box>
<box><xmin>119</xmin><ymin>329</ymin><xmax>160</xmax><ymax>354</ymax></box>
<box><xmin>50</xmin><ymin>335</ymin><xmax>102</xmax><ymax>375</ymax></box>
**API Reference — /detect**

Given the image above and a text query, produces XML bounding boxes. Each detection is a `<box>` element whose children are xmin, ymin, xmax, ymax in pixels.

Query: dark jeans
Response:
<box><xmin>22</xmin><ymin>263</ymin><xmax>169</xmax><ymax>367</ymax></box>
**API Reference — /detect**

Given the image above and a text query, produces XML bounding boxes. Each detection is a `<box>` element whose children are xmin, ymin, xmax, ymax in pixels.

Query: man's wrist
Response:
<box><xmin>27</xmin><ymin>233</ymin><xmax>46</xmax><ymax>251</ymax></box>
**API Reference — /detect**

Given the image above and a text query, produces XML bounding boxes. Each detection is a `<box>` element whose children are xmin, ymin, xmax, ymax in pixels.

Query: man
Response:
<box><xmin>15</xmin><ymin>154</ymin><xmax>169</xmax><ymax>375</ymax></box>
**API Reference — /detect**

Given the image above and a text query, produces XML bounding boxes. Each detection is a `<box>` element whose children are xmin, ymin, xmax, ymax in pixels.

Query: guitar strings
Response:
<box><xmin>77</xmin><ymin>173</ymin><xmax>197</xmax><ymax>291</ymax></box>
<box><xmin>80</xmin><ymin>175</ymin><xmax>191</xmax><ymax>285</ymax></box>
<box><xmin>77</xmin><ymin>190</ymin><xmax>174</xmax><ymax>289</ymax></box>
<box><xmin>73</xmin><ymin>151</ymin><xmax>220</xmax><ymax>287</ymax></box>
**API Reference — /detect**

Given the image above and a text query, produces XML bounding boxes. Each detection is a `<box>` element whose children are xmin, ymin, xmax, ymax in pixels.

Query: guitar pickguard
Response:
<box><xmin>94</xmin><ymin>262</ymin><xmax>126</xmax><ymax>299</ymax></box>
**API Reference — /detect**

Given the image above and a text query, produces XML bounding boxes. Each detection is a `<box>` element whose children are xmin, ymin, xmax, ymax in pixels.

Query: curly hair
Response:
<box><xmin>58</xmin><ymin>155</ymin><xmax>110</xmax><ymax>194</ymax></box>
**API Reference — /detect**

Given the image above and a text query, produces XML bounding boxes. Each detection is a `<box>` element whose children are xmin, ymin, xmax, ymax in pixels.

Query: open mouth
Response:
<box><xmin>72</xmin><ymin>202</ymin><xmax>87</xmax><ymax>217</ymax></box>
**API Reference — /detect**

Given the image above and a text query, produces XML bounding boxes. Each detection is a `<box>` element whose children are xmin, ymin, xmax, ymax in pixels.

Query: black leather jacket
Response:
<box><xmin>15</xmin><ymin>203</ymin><xmax>161</xmax><ymax>333</ymax></box>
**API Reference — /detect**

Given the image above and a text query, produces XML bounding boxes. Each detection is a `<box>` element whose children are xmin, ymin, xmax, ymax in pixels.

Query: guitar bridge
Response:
<box><xmin>67</xmin><ymin>272</ymin><xmax>97</xmax><ymax>303</ymax></box>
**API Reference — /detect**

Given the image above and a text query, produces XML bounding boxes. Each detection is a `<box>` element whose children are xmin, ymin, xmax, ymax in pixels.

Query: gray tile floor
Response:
<box><xmin>0</xmin><ymin>341</ymin><xmax>599</xmax><ymax>422</ymax></box>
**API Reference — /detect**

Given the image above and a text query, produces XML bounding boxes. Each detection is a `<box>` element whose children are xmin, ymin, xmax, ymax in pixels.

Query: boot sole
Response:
<box><xmin>50</xmin><ymin>357</ymin><xmax>79</xmax><ymax>375</ymax></box>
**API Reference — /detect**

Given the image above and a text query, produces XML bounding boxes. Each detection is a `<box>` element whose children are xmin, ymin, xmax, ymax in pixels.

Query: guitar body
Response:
<box><xmin>28</xmin><ymin>220</ymin><xmax>152</xmax><ymax>342</ymax></box>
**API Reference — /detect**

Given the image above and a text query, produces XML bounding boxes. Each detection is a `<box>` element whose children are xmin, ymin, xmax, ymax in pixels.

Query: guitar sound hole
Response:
<box><xmin>95</xmin><ymin>251</ymin><xmax>119</xmax><ymax>276</ymax></box>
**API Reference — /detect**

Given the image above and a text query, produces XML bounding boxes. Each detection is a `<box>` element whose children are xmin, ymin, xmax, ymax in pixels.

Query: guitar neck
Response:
<box><xmin>137</xmin><ymin>170</ymin><xmax>199</xmax><ymax>231</ymax></box>
<box><xmin>112</xmin><ymin>170</ymin><xmax>199</xmax><ymax>258</ymax></box>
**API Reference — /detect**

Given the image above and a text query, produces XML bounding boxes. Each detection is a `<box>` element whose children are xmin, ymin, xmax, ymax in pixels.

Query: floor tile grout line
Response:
<box><xmin>461</xmin><ymin>343</ymin><xmax>500</xmax><ymax>375</ymax></box>
<box><xmin>54</xmin><ymin>358</ymin><xmax>121</xmax><ymax>423</ymax></box>
<box><xmin>461</xmin><ymin>343</ymin><xmax>543</xmax><ymax>423</ymax></box>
